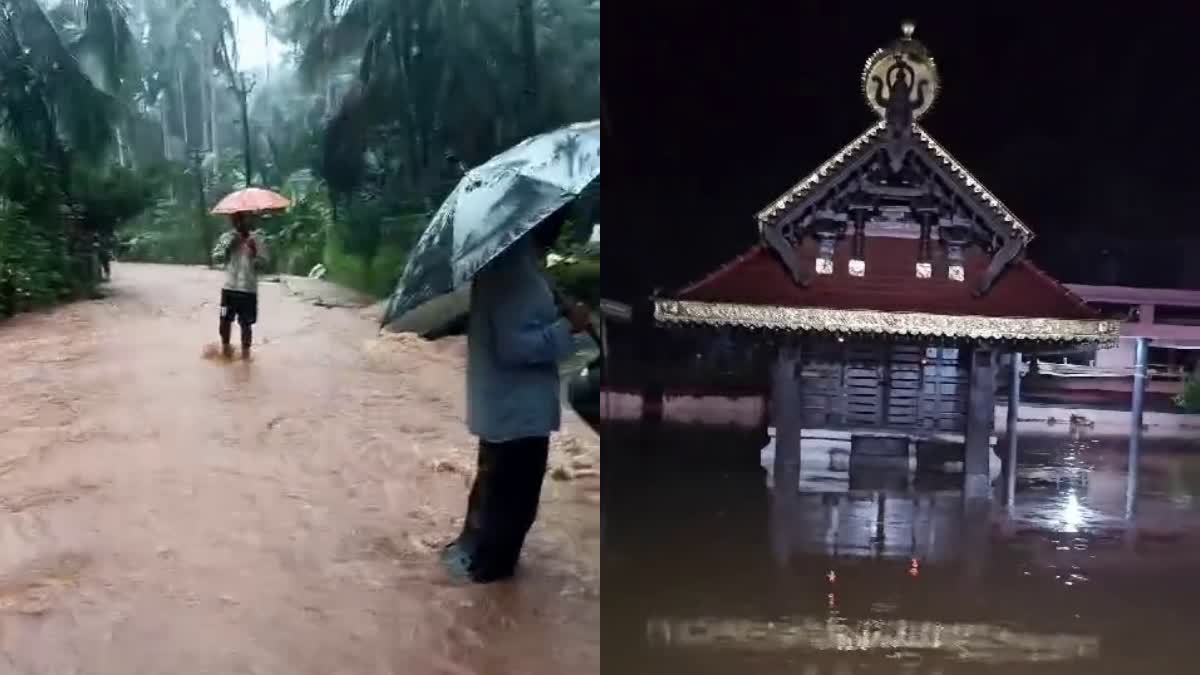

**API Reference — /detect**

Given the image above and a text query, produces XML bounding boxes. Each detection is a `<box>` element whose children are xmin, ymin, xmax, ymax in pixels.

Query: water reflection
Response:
<box><xmin>604</xmin><ymin>423</ymin><xmax>1200</xmax><ymax>674</ymax></box>
<box><xmin>646</xmin><ymin>616</ymin><xmax>1099</xmax><ymax>664</ymax></box>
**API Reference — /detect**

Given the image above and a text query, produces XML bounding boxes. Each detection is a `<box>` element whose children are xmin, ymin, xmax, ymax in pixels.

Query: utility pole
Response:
<box><xmin>190</xmin><ymin>148</ymin><xmax>214</xmax><ymax>267</ymax></box>
<box><xmin>517</xmin><ymin>0</ymin><xmax>539</xmax><ymax>135</ymax></box>
<box><xmin>231</xmin><ymin>72</ymin><xmax>256</xmax><ymax>188</ymax></box>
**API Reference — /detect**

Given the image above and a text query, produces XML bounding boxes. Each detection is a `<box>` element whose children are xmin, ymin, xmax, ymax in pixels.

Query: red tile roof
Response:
<box><xmin>677</xmin><ymin>237</ymin><xmax>1097</xmax><ymax>321</ymax></box>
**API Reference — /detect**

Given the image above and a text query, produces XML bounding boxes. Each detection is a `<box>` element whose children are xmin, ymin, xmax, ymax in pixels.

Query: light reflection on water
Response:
<box><xmin>604</xmin><ymin>424</ymin><xmax>1200</xmax><ymax>674</ymax></box>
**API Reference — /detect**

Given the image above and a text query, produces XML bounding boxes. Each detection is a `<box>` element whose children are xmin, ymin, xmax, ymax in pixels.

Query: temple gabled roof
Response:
<box><xmin>656</xmin><ymin>239</ymin><xmax>1114</xmax><ymax>343</ymax></box>
<box><xmin>655</xmin><ymin>22</ymin><xmax>1113</xmax><ymax>346</ymax></box>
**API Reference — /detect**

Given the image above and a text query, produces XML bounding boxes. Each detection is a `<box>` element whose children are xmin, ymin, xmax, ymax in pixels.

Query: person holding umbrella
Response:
<box><xmin>209</xmin><ymin>187</ymin><xmax>290</xmax><ymax>360</ymax></box>
<box><xmin>211</xmin><ymin>214</ymin><xmax>267</xmax><ymax>359</ymax></box>
<box><xmin>380</xmin><ymin>120</ymin><xmax>600</xmax><ymax>582</ymax></box>
<box><xmin>442</xmin><ymin>208</ymin><xmax>592</xmax><ymax>583</ymax></box>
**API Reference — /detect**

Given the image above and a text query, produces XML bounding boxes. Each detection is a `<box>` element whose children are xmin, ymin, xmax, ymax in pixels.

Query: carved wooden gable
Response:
<box><xmin>757</xmin><ymin>22</ymin><xmax>1030</xmax><ymax>298</ymax></box>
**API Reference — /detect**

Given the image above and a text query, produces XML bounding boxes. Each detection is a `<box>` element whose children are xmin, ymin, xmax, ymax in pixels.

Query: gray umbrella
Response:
<box><xmin>382</xmin><ymin>120</ymin><xmax>600</xmax><ymax>335</ymax></box>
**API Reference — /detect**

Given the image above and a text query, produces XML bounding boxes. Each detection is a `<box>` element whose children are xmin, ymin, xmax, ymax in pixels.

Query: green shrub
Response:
<box><xmin>0</xmin><ymin>151</ymin><xmax>147</xmax><ymax>319</ymax></box>
<box><xmin>547</xmin><ymin>257</ymin><xmax>600</xmax><ymax>308</ymax></box>
<box><xmin>321</xmin><ymin>234</ymin><xmax>413</xmax><ymax>298</ymax></box>
<box><xmin>0</xmin><ymin>204</ymin><xmax>73</xmax><ymax>317</ymax></box>
<box><xmin>545</xmin><ymin>216</ymin><xmax>600</xmax><ymax>308</ymax></box>
<box><xmin>256</xmin><ymin>190</ymin><xmax>330</xmax><ymax>275</ymax></box>
<box><xmin>317</xmin><ymin>200</ymin><xmax>426</xmax><ymax>297</ymax></box>
<box><xmin>120</xmin><ymin>199</ymin><xmax>213</xmax><ymax>265</ymax></box>
<box><xmin>1177</xmin><ymin>377</ymin><xmax>1200</xmax><ymax>413</ymax></box>
<box><xmin>73</xmin><ymin>165</ymin><xmax>161</xmax><ymax>237</ymax></box>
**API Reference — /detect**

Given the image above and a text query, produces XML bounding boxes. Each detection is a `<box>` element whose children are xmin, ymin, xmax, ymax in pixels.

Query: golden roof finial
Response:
<box><xmin>861</xmin><ymin>20</ymin><xmax>940</xmax><ymax>122</ymax></box>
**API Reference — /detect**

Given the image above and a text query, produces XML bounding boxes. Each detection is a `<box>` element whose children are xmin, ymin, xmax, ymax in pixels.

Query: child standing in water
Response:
<box><xmin>212</xmin><ymin>214</ymin><xmax>268</xmax><ymax>360</ymax></box>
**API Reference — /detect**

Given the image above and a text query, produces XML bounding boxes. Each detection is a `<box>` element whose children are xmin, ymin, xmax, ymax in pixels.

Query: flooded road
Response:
<box><xmin>0</xmin><ymin>263</ymin><xmax>599</xmax><ymax>674</ymax></box>
<box><xmin>605</xmin><ymin>422</ymin><xmax>1200</xmax><ymax>674</ymax></box>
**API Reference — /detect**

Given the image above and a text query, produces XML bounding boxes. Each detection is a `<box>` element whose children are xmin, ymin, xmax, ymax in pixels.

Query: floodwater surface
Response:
<box><xmin>0</xmin><ymin>263</ymin><xmax>599</xmax><ymax>674</ymax></box>
<box><xmin>604</xmin><ymin>422</ymin><xmax>1200</xmax><ymax>674</ymax></box>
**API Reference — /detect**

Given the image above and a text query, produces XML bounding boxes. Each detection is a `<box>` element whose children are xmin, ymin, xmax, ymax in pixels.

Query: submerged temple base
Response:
<box><xmin>768</xmin><ymin>341</ymin><xmax>1002</xmax><ymax>498</ymax></box>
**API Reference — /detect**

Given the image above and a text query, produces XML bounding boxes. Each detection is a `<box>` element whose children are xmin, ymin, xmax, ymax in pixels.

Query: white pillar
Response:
<box><xmin>1006</xmin><ymin>351</ymin><xmax>1022</xmax><ymax>508</ymax></box>
<box><xmin>1126</xmin><ymin>337</ymin><xmax>1149</xmax><ymax>518</ymax></box>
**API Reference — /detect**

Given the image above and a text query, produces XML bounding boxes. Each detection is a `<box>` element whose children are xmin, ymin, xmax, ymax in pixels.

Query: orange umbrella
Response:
<box><xmin>210</xmin><ymin>187</ymin><xmax>291</xmax><ymax>215</ymax></box>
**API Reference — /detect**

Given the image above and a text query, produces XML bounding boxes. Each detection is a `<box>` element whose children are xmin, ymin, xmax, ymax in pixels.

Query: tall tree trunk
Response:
<box><xmin>193</xmin><ymin>151</ymin><xmax>213</xmax><ymax>265</ymax></box>
<box><xmin>159</xmin><ymin>94</ymin><xmax>170</xmax><ymax>161</ymax></box>
<box><xmin>210</xmin><ymin>63</ymin><xmax>220</xmax><ymax>176</ymax></box>
<box><xmin>388</xmin><ymin>11</ymin><xmax>424</xmax><ymax>194</ymax></box>
<box><xmin>115</xmin><ymin>125</ymin><xmax>127</xmax><ymax>168</ymax></box>
<box><xmin>324</xmin><ymin>0</ymin><xmax>335</xmax><ymax>117</ymax></box>
<box><xmin>238</xmin><ymin>75</ymin><xmax>252</xmax><ymax>187</ymax></box>
<box><xmin>177</xmin><ymin>67</ymin><xmax>189</xmax><ymax>152</ymax></box>
<box><xmin>201</xmin><ymin>60</ymin><xmax>210</xmax><ymax>153</ymax></box>
<box><xmin>160</xmin><ymin>92</ymin><xmax>175</xmax><ymax>202</ymax></box>
<box><xmin>517</xmin><ymin>0</ymin><xmax>539</xmax><ymax>135</ymax></box>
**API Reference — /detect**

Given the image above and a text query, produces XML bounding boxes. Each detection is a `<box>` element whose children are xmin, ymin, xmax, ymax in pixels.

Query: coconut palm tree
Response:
<box><xmin>280</xmin><ymin>0</ymin><xmax>599</xmax><ymax>201</ymax></box>
<box><xmin>0</xmin><ymin>0</ymin><xmax>133</xmax><ymax>171</ymax></box>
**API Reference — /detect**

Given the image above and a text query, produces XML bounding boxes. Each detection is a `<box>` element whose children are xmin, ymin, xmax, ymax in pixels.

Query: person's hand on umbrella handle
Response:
<box><xmin>566</xmin><ymin>302</ymin><xmax>592</xmax><ymax>334</ymax></box>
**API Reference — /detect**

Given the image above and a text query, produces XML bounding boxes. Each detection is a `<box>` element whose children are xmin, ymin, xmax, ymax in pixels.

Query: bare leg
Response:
<box><xmin>219</xmin><ymin>317</ymin><xmax>234</xmax><ymax>358</ymax></box>
<box><xmin>239</xmin><ymin>322</ymin><xmax>253</xmax><ymax>359</ymax></box>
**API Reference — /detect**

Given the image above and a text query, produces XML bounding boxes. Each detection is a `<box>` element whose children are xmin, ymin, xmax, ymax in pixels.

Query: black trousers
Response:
<box><xmin>456</xmin><ymin>436</ymin><xmax>550</xmax><ymax>581</ymax></box>
<box><xmin>219</xmin><ymin>289</ymin><xmax>258</xmax><ymax>348</ymax></box>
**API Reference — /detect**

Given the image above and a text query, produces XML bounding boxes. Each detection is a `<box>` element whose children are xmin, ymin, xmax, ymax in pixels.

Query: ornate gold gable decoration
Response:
<box><xmin>862</xmin><ymin>20</ymin><xmax>940</xmax><ymax>123</ymax></box>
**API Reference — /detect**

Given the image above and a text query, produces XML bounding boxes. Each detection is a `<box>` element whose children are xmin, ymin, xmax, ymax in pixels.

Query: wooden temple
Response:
<box><xmin>654</xmin><ymin>22</ymin><xmax>1116</xmax><ymax>497</ymax></box>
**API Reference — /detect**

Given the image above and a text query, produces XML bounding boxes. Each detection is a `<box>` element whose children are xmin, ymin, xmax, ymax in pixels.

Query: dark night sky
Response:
<box><xmin>603</xmin><ymin>1</ymin><xmax>1200</xmax><ymax>301</ymax></box>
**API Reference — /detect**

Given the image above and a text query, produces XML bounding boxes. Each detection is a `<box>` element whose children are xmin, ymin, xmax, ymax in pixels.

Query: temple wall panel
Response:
<box><xmin>796</xmin><ymin>338</ymin><xmax>968</xmax><ymax>435</ymax></box>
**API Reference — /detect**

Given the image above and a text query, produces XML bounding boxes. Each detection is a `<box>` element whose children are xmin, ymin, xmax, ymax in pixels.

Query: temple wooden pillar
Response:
<box><xmin>640</xmin><ymin>298</ymin><xmax>664</xmax><ymax>425</ymax></box>
<box><xmin>770</xmin><ymin>345</ymin><xmax>803</xmax><ymax>492</ymax></box>
<box><xmin>1126</xmin><ymin>336</ymin><xmax>1150</xmax><ymax>518</ymax></box>
<box><xmin>1005</xmin><ymin>350</ymin><xmax>1022</xmax><ymax>508</ymax></box>
<box><xmin>964</xmin><ymin>347</ymin><xmax>996</xmax><ymax>500</ymax></box>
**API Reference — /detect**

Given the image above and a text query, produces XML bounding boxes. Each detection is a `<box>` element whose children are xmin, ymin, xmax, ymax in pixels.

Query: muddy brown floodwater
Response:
<box><xmin>0</xmin><ymin>263</ymin><xmax>599</xmax><ymax>675</ymax></box>
<box><xmin>605</xmin><ymin>423</ymin><xmax>1200</xmax><ymax>675</ymax></box>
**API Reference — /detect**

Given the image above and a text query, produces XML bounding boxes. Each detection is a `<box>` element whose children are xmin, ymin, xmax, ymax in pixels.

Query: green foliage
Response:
<box><xmin>255</xmin><ymin>187</ymin><xmax>330</xmax><ymax>275</ymax></box>
<box><xmin>320</xmin><ymin>205</ymin><xmax>425</xmax><ymax>298</ymax></box>
<box><xmin>285</xmin><ymin>0</ymin><xmax>600</xmax><ymax>200</ymax></box>
<box><xmin>544</xmin><ymin>213</ymin><xmax>600</xmax><ymax>309</ymax></box>
<box><xmin>0</xmin><ymin>146</ymin><xmax>156</xmax><ymax>319</ymax></box>
<box><xmin>72</xmin><ymin>164</ymin><xmax>161</xmax><ymax>236</ymax></box>
<box><xmin>336</xmin><ymin>196</ymin><xmax>386</xmax><ymax>260</ymax></box>
<box><xmin>1177</xmin><ymin>377</ymin><xmax>1200</xmax><ymax>413</ymax></box>
<box><xmin>118</xmin><ymin>177</ymin><xmax>425</xmax><ymax>301</ymax></box>
<box><xmin>0</xmin><ymin>0</ymin><xmax>128</xmax><ymax>164</ymax></box>
<box><xmin>547</xmin><ymin>256</ymin><xmax>599</xmax><ymax>309</ymax></box>
<box><xmin>0</xmin><ymin>203</ymin><xmax>72</xmax><ymax>316</ymax></box>
<box><xmin>121</xmin><ymin>199</ymin><xmax>215</xmax><ymax>265</ymax></box>
<box><xmin>3</xmin><ymin>0</ymin><xmax>601</xmax><ymax>319</ymax></box>
<box><xmin>0</xmin><ymin>1</ymin><xmax>159</xmax><ymax>320</ymax></box>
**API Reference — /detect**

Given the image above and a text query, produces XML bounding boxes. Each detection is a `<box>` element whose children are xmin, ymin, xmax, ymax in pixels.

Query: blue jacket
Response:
<box><xmin>466</xmin><ymin>238</ymin><xmax>575</xmax><ymax>443</ymax></box>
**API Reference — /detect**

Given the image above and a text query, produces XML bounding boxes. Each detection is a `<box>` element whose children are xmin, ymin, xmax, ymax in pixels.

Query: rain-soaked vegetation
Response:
<box><xmin>0</xmin><ymin>0</ymin><xmax>600</xmax><ymax>317</ymax></box>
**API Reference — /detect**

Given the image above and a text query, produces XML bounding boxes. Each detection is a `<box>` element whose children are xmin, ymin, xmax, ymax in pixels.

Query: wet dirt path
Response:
<box><xmin>0</xmin><ymin>263</ymin><xmax>599</xmax><ymax>675</ymax></box>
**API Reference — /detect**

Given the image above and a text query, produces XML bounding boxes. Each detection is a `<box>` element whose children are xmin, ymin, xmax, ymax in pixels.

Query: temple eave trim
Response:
<box><xmin>654</xmin><ymin>299</ymin><xmax>1117</xmax><ymax>344</ymax></box>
